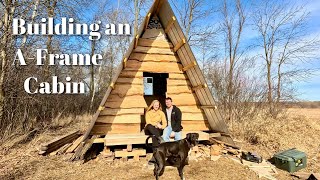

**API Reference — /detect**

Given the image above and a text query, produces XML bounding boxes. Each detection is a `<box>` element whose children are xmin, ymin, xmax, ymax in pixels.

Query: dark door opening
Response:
<box><xmin>143</xmin><ymin>72</ymin><xmax>168</xmax><ymax>110</ymax></box>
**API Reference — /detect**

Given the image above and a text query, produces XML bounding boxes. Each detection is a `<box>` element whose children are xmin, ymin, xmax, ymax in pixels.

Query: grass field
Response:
<box><xmin>0</xmin><ymin>108</ymin><xmax>319</xmax><ymax>180</ymax></box>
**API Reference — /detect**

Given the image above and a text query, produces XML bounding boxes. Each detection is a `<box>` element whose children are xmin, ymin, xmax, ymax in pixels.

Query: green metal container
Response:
<box><xmin>274</xmin><ymin>148</ymin><xmax>307</xmax><ymax>173</ymax></box>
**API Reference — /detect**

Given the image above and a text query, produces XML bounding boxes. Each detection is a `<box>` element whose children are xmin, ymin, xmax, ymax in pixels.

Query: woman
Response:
<box><xmin>144</xmin><ymin>100</ymin><xmax>167</xmax><ymax>138</ymax></box>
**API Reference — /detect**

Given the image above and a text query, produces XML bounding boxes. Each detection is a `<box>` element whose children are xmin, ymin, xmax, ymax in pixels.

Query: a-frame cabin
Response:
<box><xmin>82</xmin><ymin>0</ymin><xmax>234</xmax><ymax>147</ymax></box>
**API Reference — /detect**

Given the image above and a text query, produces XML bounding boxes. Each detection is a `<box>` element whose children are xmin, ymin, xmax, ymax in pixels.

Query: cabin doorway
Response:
<box><xmin>143</xmin><ymin>72</ymin><xmax>168</xmax><ymax>110</ymax></box>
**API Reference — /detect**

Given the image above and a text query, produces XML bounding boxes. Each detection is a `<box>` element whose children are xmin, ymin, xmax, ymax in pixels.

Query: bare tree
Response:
<box><xmin>252</xmin><ymin>0</ymin><xmax>319</xmax><ymax>115</ymax></box>
<box><xmin>170</xmin><ymin>0</ymin><xmax>215</xmax><ymax>44</ymax></box>
<box><xmin>220</xmin><ymin>0</ymin><xmax>246</xmax><ymax>123</ymax></box>
<box><xmin>0</xmin><ymin>0</ymin><xmax>17</xmax><ymax>126</ymax></box>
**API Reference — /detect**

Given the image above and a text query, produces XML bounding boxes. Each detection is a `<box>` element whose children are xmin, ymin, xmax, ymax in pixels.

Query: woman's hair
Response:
<box><xmin>147</xmin><ymin>100</ymin><xmax>162</xmax><ymax>112</ymax></box>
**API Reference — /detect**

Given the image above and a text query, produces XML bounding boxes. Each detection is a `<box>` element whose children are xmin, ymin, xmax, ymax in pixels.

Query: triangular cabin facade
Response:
<box><xmin>83</xmin><ymin>0</ymin><xmax>234</xmax><ymax>145</ymax></box>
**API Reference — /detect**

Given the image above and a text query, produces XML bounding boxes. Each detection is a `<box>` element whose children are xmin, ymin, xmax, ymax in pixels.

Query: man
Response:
<box><xmin>162</xmin><ymin>97</ymin><xmax>183</xmax><ymax>142</ymax></box>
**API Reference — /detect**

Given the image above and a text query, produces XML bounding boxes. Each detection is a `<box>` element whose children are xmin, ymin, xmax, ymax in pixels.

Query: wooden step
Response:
<box><xmin>93</xmin><ymin>131</ymin><xmax>213</xmax><ymax>146</ymax></box>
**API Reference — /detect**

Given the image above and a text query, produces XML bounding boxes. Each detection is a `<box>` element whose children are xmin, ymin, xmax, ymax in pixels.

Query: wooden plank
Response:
<box><xmin>119</xmin><ymin>70</ymin><xmax>143</xmax><ymax>78</ymax></box>
<box><xmin>100</xmin><ymin>108</ymin><xmax>145</xmax><ymax>116</ymax></box>
<box><xmin>168</xmin><ymin>93</ymin><xmax>200</xmax><ymax>106</ymax></box>
<box><xmin>66</xmin><ymin>135</ymin><xmax>84</xmax><ymax>153</ymax></box>
<box><xmin>192</xmin><ymin>84</ymin><xmax>207</xmax><ymax>91</ymax></box>
<box><xmin>174</xmin><ymin>38</ymin><xmax>186</xmax><ymax>52</ymax></box>
<box><xmin>144</xmin><ymin>13</ymin><xmax>151</xmax><ymax>30</ymax></box>
<box><xmin>181</xmin><ymin>112</ymin><xmax>207</xmax><ymax>121</ymax></box>
<box><xmin>116</xmin><ymin>77</ymin><xmax>142</xmax><ymax>85</ymax></box>
<box><xmin>155</xmin><ymin>0</ymin><xmax>164</xmax><ymax>15</ymax></box>
<box><xmin>105</xmin><ymin>95</ymin><xmax>147</xmax><ymax>108</ymax></box>
<box><xmin>96</xmin><ymin>114</ymin><xmax>141</xmax><ymax>124</ymax></box>
<box><xmin>165</xmin><ymin>16</ymin><xmax>176</xmax><ymax>33</ymax></box>
<box><xmin>167</xmin><ymin>86</ymin><xmax>193</xmax><ymax>94</ymax></box>
<box><xmin>39</xmin><ymin>130</ymin><xmax>80</xmax><ymax>155</ymax></box>
<box><xmin>119</xmin><ymin>70</ymin><xmax>187</xmax><ymax>79</ymax></box>
<box><xmin>138</xmin><ymin>38</ymin><xmax>173</xmax><ymax>48</ymax></box>
<box><xmin>178</xmin><ymin>106</ymin><xmax>205</xmax><ymax>113</ymax></box>
<box><xmin>123</xmin><ymin>58</ymin><xmax>127</xmax><ymax>68</ymax></box>
<box><xmin>182</xmin><ymin>120</ymin><xmax>211</xmax><ymax>131</ymax></box>
<box><xmin>201</xmin><ymin>105</ymin><xmax>217</xmax><ymax>109</ymax></box>
<box><xmin>125</xmin><ymin>60</ymin><xmax>183</xmax><ymax>73</ymax></box>
<box><xmin>133</xmin><ymin>46</ymin><xmax>174</xmax><ymax>55</ymax></box>
<box><xmin>167</xmin><ymin>79</ymin><xmax>191</xmax><ymax>86</ymax></box>
<box><xmin>110</xmin><ymin>84</ymin><xmax>143</xmax><ymax>97</ymax></box>
<box><xmin>182</xmin><ymin>61</ymin><xmax>197</xmax><ymax>71</ymax></box>
<box><xmin>127</xmin><ymin>144</ymin><xmax>133</xmax><ymax>152</ymax></box>
<box><xmin>134</xmin><ymin>35</ymin><xmax>139</xmax><ymax>49</ymax></box>
<box><xmin>90</xmin><ymin>124</ymin><xmax>141</xmax><ymax>135</ymax></box>
<box><xmin>129</xmin><ymin>53</ymin><xmax>178</xmax><ymax>62</ymax></box>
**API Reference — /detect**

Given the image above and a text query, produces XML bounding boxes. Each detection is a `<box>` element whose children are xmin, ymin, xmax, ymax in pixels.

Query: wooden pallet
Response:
<box><xmin>114</xmin><ymin>148</ymin><xmax>146</xmax><ymax>161</ymax></box>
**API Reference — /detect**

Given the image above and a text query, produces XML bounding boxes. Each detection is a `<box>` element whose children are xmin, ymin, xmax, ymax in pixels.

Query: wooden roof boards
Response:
<box><xmin>82</xmin><ymin>0</ymin><xmax>234</xmax><ymax>145</ymax></box>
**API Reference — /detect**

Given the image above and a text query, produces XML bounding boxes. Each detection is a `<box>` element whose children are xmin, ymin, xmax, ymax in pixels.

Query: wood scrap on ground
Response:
<box><xmin>39</xmin><ymin>130</ymin><xmax>80</xmax><ymax>155</ymax></box>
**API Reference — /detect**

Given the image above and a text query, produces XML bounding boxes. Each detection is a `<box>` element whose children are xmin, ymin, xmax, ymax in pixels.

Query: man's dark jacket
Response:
<box><xmin>163</xmin><ymin>105</ymin><xmax>183</xmax><ymax>132</ymax></box>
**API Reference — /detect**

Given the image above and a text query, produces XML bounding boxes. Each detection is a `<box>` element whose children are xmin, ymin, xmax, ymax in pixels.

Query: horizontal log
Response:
<box><xmin>100</xmin><ymin>108</ymin><xmax>145</xmax><ymax>116</ymax></box>
<box><xmin>167</xmin><ymin>86</ymin><xmax>193</xmax><ymax>94</ymax></box>
<box><xmin>129</xmin><ymin>53</ymin><xmax>179</xmax><ymax>62</ymax></box>
<box><xmin>181</xmin><ymin>112</ymin><xmax>207</xmax><ymax>121</ymax></box>
<box><xmin>90</xmin><ymin>124</ymin><xmax>141</xmax><ymax>135</ymax></box>
<box><xmin>119</xmin><ymin>70</ymin><xmax>144</xmax><ymax>78</ymax></box>
<box><xmin>177</xmin><ymin>106</ymin><xmax>205</xmax><ymax>113</ymax></box>
<box><xmin>142</xmin><ymin>28</ymin><xmax>167</xmax><ymax>40</ymax></box>
<box><xmin>96</xmin><ymin>114</ymin><xmax>142</xmax><ymax>124</ymax></box>
<box><xmin>110</xmin><ymin>84</ymin><xmax>143</xmax><ymax>97</ymax></box>
<box><xmin>167</xmin><ymin>93</ymin><xmax>200</xmax><ymax>105</ymax></box>
<box><xmin>116</xmin><ymin>78</ymin><xmax>143</xmax><ymax>85</ymax></box>
<box><xmin>125</xmin><ymin>60</ymin><xmax>183</xmax><ymax>73</ymax></box>
<box><xmin>138</xmin><ymin>38</ymin><xmax>173</xmax><ymax>48</ymax></box>
<box><xmin>104</xmin><ymin>95</ymin><xmax>147</xmax><ymax>108</ymax></box>
<box><xmin>167</xmin><ymin>79</ymin><xmax>191</xmax><ymax>86</ymax></box>
<box><xmin>182</xmin><ymin>120</ymin><xmax>211</xmax><ymax>131</ymax></box>
<box><xmin>133</xmin><ymin>46</ymin><xmax>174</xmax><ymax>55</ymax></box>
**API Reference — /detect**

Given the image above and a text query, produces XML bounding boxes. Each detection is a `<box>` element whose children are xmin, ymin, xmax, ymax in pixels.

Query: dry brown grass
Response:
<box><xmin>230</xmin><ymin>108</ymin><xmax>320</xmax><ymax>173</ymax></box>
<box><xmin>0</xmin><ymin>108</ymin><xmax>319</xmax><ymax>180</ymax></box>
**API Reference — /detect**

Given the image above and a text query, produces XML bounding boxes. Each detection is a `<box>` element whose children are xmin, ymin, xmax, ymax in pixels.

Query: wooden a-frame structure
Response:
<box><xmin>81</xmin><ymin>0</ymin><xmax>234</xmax><ymax>146</ymax></box>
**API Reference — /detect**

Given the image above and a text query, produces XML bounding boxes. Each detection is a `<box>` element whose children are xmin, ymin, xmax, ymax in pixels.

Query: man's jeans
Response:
<box><xmin>162</xmin><ymin>126</ymin><xmax>182</xmax><ymax>142</ymax></box>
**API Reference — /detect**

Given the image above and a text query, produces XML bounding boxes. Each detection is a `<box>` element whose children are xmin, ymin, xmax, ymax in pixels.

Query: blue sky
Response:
<box><xmin>110</xmin><ymin>0</ymin><xmax>320</xmax><ymax>100</ymax></box>
<box><xmin>168</xmin><ymin>0</ymin><xmax>320</xmax><ymax>101</ymax></box>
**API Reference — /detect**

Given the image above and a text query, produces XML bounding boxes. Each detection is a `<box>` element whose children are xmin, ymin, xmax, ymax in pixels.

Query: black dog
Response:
<box><xmin>146</xmin><ymin>133</ymin><xmax>199</xmax><ymax>180</ymax></box>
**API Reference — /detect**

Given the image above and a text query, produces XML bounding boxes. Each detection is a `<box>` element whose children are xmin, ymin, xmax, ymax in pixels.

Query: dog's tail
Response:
<box><xmin>145</xmin><ymin>135</ymin><xmax>160</xmax><ymax>149</ymax></box>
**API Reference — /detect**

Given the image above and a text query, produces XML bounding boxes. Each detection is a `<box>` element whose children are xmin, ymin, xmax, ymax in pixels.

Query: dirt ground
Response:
<box><xmin>0</xmin><ymin>108</ymin><xmax>319</xmax><ymax>180</ymax></box>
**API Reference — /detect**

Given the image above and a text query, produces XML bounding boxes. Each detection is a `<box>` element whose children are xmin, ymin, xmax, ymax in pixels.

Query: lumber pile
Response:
<box><xmin>39</xmin><ymin>130</ymin><xmax>80</xmax><ymax>155</ymax></box>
